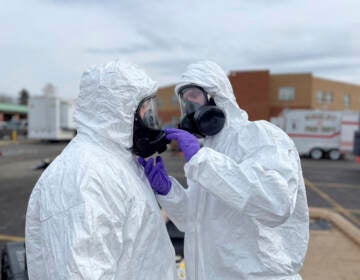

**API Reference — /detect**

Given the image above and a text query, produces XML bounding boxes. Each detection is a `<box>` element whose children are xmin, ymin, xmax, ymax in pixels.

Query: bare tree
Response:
<box><xmin>18</xmin><ymin>89</ymin><xmax>30</xmax><ymax>105</ymax></box>
<box><xmin>42</xmin><ymin>83</ymin><xmax>56</xmax><ymax>97</ymax></box>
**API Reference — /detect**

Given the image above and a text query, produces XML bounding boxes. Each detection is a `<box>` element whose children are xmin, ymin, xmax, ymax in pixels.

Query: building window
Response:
<box><xmin>171</xmin><ymin>94</ymin><xmax>178</xmax><ymax>105</ymax></box>
<box><xmin>278</xmin><ymin>87</ymin><xmax>295</xmax><ymax>101</ymax></box>
<box><xmin>325</xmin><ymin>92</ymin><xmax>333</xmax><ymax>104</ymax></box>
<box><xmin>171</xmin><ymin>116</ymin><xmax>178</xmax><ymax>123</ymax></box>
<box><xmin>317</xmin><ymin>91</ymin><xmax>323</xmax><ymax>104</ymax></box>
<box><xmin>344</xmin><ymin>94</ymin><xmax>350</xmax><ymax>108</ymax></box>
<box><xmin>156</xmin><ymin>99</ymin><xmax>163</xmax><ymax>109</ymax></box>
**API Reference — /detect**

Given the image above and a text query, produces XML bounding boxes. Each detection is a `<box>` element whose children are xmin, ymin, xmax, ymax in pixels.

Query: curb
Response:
<box><xmin>309</xmin><ymin>207</ymin><xmax>360</xmax><ymax>246</ymax></box>
<box><xmin>0</xmin><ymin>139</ymin><xmax>33</xmax><ymax>148</ymax></box>
<box><xmin>0</xmin><ymin>234</ymin><xmax>25</xmax><ymax>242</ymax></box>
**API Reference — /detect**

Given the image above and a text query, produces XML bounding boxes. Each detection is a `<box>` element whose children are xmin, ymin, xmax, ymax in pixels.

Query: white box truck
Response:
<box><xmin>28</xmin><ymin>96</ymin><xmax>75</xmax><ymax>140</ymax></box>
<box><xmin>270</xmin><ymin>110</ymin><xmax>360</xmax><ymax>160</ymax></box>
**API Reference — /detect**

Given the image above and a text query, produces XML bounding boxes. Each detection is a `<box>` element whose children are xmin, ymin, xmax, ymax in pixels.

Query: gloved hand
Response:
<box><xmin>165</xmin><ymin>128</ymin><xmax>200</xmax><ymax>162</ymax></box>
<box><xmin>138</xmin><ymin>156</ymin><xmax>171</xmax><ymax>195</ymax></box>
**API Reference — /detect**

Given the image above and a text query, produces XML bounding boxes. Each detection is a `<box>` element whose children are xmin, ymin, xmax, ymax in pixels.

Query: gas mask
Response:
<box><xmin>178</xmin><ymin>85</ymin><xmax>225</xmax><ymax>138</ymax></box>
<box><xmin>132</xmin><ymin>96</ymin><xmax>170</xmax><ymax>158</ymax></box>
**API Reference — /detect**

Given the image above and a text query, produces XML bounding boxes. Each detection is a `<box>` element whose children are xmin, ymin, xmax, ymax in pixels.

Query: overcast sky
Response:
<box><xmin>1</xmin><ymin>0</ymin><xmax>359</xmax><ymax>99</ymax></box>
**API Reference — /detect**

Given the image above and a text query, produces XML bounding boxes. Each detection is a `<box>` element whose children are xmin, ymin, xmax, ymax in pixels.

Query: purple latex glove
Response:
<box><xmin>165</xmin><ymin>128</ymin><xmax>200</xmax><ymax>162</ymax></box>
<box><xmin>138</xmin><ymin>156</ymin><xmax>171</xmax><ymax>195</ymax></box>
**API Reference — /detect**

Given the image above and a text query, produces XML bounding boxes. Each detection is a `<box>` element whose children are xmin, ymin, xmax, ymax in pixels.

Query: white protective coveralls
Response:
<box><xmin>25</xmin><ymin>61</ymin><xmax>176</xmax><ymax>280</ymax></box>
<box><xmin>157</xmin><ymin>61</ymin><xmax>309</xmax><ymax>280</ymax></box>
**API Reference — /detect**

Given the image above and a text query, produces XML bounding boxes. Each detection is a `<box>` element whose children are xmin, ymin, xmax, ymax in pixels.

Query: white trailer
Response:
<box><xmin>28</xmin><ymin>96</ymin><xmax>75</xmax><ymax>140</ymax></box>
<box><xmin>270</xmin><ymin>110</ymin><xmax>360</xmax><ymax>160</ymax></box>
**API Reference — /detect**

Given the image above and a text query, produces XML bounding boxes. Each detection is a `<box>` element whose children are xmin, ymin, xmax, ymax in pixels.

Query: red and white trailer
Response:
<box><xmin>270</xmin><ymin>110</ymin><xmax>360</xmax><ymax>160</ymax></box>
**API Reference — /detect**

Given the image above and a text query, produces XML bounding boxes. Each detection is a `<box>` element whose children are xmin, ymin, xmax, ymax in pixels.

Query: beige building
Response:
<box><xmin>270</xmin><ymin>74</ymin><xmax>360</xmax><ymax>117</ymax></box>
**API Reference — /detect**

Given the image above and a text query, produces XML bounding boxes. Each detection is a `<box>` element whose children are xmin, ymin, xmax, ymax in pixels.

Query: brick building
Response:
<box><xmin>229</xmin><ymin>70</ymin><xmax>270</xmax><ymax>121</ymax></box>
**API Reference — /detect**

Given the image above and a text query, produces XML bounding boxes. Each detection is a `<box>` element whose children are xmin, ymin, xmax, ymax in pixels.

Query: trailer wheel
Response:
<box><xmin>310</xmin><ymin>148</ymin><xmax>323</xmax><ymax>160</ymax></box>
<box><xmin>329</xmin><ymin>149</ymin><xmax>341</xmax><ymax>160</ymax></box>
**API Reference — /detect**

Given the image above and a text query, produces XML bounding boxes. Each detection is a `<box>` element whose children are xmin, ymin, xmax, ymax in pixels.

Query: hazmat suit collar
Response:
<box><xmin>73</xmin><ymin>60</ymin><xmax>158</xmax><ymax>156</ymax></box>
<box><xmin>176</xmin><ymin>60</ymin><xmax>248</xmax><ymax>130</ymax></box>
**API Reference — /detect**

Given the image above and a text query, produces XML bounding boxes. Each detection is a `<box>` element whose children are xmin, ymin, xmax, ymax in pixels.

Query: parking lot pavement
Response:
<box><xmin>301</xmin><ymin>158</ymin><xmax>360</xmax><ymax>227</ymax></box>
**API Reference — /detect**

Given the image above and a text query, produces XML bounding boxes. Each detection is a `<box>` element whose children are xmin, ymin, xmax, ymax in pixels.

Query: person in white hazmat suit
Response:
<box><xmin>139</xmin><ymin>61</ymin><xmax>309</xmax><ymax>279</ymax></box>
<box><xmin>25</xmin><ymin>61</ymin><xmax>177</xmax><ymax>279</ymax></box>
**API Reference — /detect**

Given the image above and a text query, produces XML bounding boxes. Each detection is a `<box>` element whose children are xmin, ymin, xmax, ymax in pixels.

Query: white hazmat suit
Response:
<box><xmin>157</xmin><ymin>61</ymin><xmax>309</xmax><ymax>280</ymax></box>
<box><xmin>25</xmin><ymin>61</ymin><xmax>176</xmax><ymax>279</ymax></box>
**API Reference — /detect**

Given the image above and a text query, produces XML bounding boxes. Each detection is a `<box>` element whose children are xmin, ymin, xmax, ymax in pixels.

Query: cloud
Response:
<box><xmin>0</xmin><ymin>0</ymin><xmax>359</xmax><ymax>99</ymax></box>
<box><xmin>87</xmin><ymin>45</ymin><xmax>153</xmax><ymax>55</ymax></box>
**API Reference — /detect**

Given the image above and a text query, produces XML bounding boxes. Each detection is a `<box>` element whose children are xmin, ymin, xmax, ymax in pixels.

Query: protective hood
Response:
<box><xmin>73</xmin><ymin>60</ymin><xmax>158</xmax><ymax>152</ymax></box>
<box><xmin>175</xmin><ymin>60</ymin><xmax>248</xmax><ymax>127</ymax></box>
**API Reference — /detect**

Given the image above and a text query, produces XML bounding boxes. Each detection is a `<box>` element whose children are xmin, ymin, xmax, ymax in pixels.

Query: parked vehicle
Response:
<box><xmin>340</xmin><ymin>111</ymin><xmax>360</xmax><ymax>154</ymax></box>
<box><xmin>6</xmin><ymin>119</ymin><xmax>28</xmax><ymax>136</ymax></box>
<box><xmin>354</xmin><ymin>130</ymin><xmax>360</xmax><ymax>158</ymax></box>
<box><xmin>270</xmin><ymin>109</ymin><xmax>360</xmax><ymax>160</ymax></box>
<box><xmin>28</xmin><ymin>96</ymin><xmax>75</xmax><ymax>140</ymax></box>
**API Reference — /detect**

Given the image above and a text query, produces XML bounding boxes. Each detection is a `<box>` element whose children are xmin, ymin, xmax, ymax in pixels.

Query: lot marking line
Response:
<box><xmin>0</xmin><ymin>141</ymin><xmax>15</xmax><ymax>147</ymax></box>
<box><xmin>0</xmin><ymin>234</ymin><xmax>25</xmax><ymax>242</ymax></box>
<box><xmin>311</xmin><ymin>182</ymin><xmax>360</xmax><ymax>189</ymax></box>
<box><xmin>304</xmin><ymin>178</ymin><xmax>360</xmax><ymax>227</ymax></box>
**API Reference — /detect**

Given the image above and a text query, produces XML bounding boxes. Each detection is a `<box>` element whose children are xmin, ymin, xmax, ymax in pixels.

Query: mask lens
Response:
<box><xmin>138</xmin><ymin>97</ymin><xmax>161</xmax><ymax>129</ymax></box>
<box><xmin>179</xmin><ymin>86</ymin><xmax>208</xmax><ymax>115</ymax></box>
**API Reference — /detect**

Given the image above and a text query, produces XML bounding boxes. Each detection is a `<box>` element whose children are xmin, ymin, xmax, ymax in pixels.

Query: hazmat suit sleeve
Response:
<box><xmin>184</xmin><ymin>143</ymin><xmax>300</xmax><ymax>227</ymax></box>
<box><xmin>156</xmin><ymin>177</ymin><xmax>189</xmax><ymax>232</ymax></box>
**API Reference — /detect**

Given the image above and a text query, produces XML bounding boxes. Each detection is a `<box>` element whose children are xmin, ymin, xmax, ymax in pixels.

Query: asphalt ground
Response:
<box><xmin>0</xmin><ymin>140</ymin><xmax>359</xmax><ymax>251</ymax></box>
